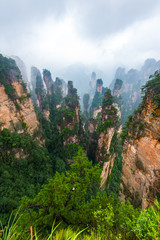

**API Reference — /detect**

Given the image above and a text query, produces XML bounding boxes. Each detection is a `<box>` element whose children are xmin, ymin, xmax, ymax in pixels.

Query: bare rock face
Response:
<box><xmin>93</xmin><ymin>107</ymin><xmax>102</xmax><ymax>118</ymax></box>
<box><xmin>100</xmin><ymin>153</ymin><xmax>116</xmax><ymax>189</ymax></box>
<box><xmin>96</xmin><ymin>90</ymin><xmax>117</xmax><ymax>162</ymax></box>
<box><xmin>0</xmin><ymin>57</ymin><xmax>39</xmax><ymax>135</ymax></box>
<box><xmin>95</xmin><ymin>90</ymin><xmax>118</xmax><ymax>187</ymax></box>
<box><xmin>121</xmin><ymin>96</ymin><xmax>160</xmax><ymax>208</ymax></box>
<box><xmin>43</xmin><ymin>69</ymin><xmax>54</xmax><ymax>95</ymax></box>
<box><xmin>96</xmin><ymin>79</ymin><xmax>103</xmax><ymax>94</ymax></box>
<box><xmin>113</xmin><ymin>79</ymin><xmax>123</xmax><ymax>98</ymax></box>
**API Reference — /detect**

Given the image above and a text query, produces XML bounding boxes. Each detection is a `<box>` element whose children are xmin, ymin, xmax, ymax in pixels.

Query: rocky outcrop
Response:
<box><xmin>90</xmin><ymin>72</ymin><xmax>96</xmax><ymax>90</ymax></box>
<box><xmin>90</xmin><ymin>79</ymin><xmax>107</xmax><ymax>118</ymax></box>
<box><xmin>100</xmin><ymin>153</ymin><xmax>117</xmax><ymax>189</ymax></box>
<box><xmin>113</xmin><ymin>79</ymin><xmax>123</xmax><ymax>98</ymax></box>
<box><xmin>35</xmin><ymin>71</ymin><xmax>50</xmax><ymax>120</ymax></box>
<box><xmin>55</xmin><ymin>77</ymin><xmax>64</xmax><ymax>96</ymax></box>
<box><xmin>43</xmin><ymin>69</ymin><xmax>54</xmax><ymax>95</ymax></box>
<box><xmin>96</xmin><ymin>79</ymin><xmax>103</xmax><ymax>94</ymax></box>
<box><xmin>83</xmin><ymin>93</ymin><xmax>90</xmax><ymax>116</ymax></box>
<box><xmin>67</xmin><ymin>81</ymin><xmax>74</xmax><ymax>96</ymax></box>
<box><xmin>87</xmin><ymin>118</ymin><xmax>99</xmax><ymax>162</ymax></box>
<box><xmin>56</xmin><ymin>81</ymin><xmax>80</xmax><ymax>145</ymax></box>
<box><xmin>30</xmin><ymin>66</ymin><xmax>41</xmax><ymax>106</ymax></box>
<box><xmin>111</xmin><ymin>58</ymin><xmax>160</xmax><ymax>123</ymax></box>
<box><xmin>96</xmin><ymin>89</ymin><xmax>118</xmax><ymax>177</ymax></box>
<box><xmin>112</xmin><ymin>79</ymin><xmax>123</xmax><ymax>122</ymax></box>
<box><xmin>121</xmin><ymin>75</ymin><xmax>160</xmax><ymax>207</ymax></box>
<box><xmin>31</xmin><ymin>68</ymin><xmax>65</xmax><ymax>120</ymax></box>
<box><xmin>91</xmin><ymin>89</ymin><xmax>119</xmax><ymax>189</ymax></box>
<box><xmin>0</xmin><ymin>55</ymin><xmax>39</xmax><ymax>135</ymax></box>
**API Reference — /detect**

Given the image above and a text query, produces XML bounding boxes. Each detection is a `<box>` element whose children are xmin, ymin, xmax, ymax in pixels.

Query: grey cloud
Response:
<box><xmin>0</xmin><ymin>0</ymin><xmax>159</xmax><ymax>40</ymax></box>
<box><xmin>1</xmin><ymin>0</ymin><xmax>160</xmax><ymax>87</ymax></box>
<box><xmin>69</xmin><ymin>0</ymin><xmax>160</xmax><ymax>40</ymax></box>
<box><xmin>0</xmin><ymin>0</ymin><xmax>68</xmax><ymax>35</ymax></box>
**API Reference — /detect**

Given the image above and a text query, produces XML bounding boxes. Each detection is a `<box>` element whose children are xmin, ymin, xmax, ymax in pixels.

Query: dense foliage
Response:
<box><xmin>0</xmin><ymin>54</ymin><xmax>30</xmax><ymax>109</ymax></box>
<box><xmin>0</xmin><ymin>54</ymin><xmax>20</xmax><ymax>101</ymax></box>
<box><xmin>0</xmin><ymin>128</ymin><xmax>53</xmax><ymax>225</ymax></box>
<box><xmin>89</xmin><ymin>92</ymin><xmax>103</xmax><ymax>116</ymax></box>
<box><xmin>121</xmin><ymin>71</ymin><xmax>160</xmax><ymax>143</ymax></box>
<box><xmin>106</xmin><ymin>131</ymin><xmax>123</xmax><ymax>197</ymax></box>
<box><xmin>142</xmin><ymin>70</ymin><xmax>160</xmax><ymax>107</ymax></box>
<box><xmin>18</xmin><ymin>149</ymin><xmax>102</xmax><ymax>231</ymax></box>
<box><xmin>1</xmin><ymin>57</ymin><xmax>160</xmax><ymax>240</ymax></box>
<box><xmin>3</xmin><ymin>149</ymin><xmax>159</xmax><ymax>239</ymax></box>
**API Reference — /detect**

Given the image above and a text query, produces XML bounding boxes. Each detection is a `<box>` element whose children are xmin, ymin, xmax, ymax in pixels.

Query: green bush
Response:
<box><xmin>142</xmin><ymin>70</ymin><xmax>160</xmax><ymax>107</ymax></box>
<box><xmin>21</xmin><ymin>81</ymin><xmax>27</xmax><ymax>92</ymax></box>
<box><xmin>97</xmin><ymin>120</ymin><xmax>114</xmax><ymax>132</ymax></box>
<box><xmin>132</xmin><ymin>200</ymin><xmax>160</xmax><ymax>239</ymax></box>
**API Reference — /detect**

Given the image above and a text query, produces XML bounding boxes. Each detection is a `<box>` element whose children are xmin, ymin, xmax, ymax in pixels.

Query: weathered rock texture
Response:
<box><xmin>113</xmin><ymin>79</ymin><xmax>123</xmax><ymax>98</ymax></box>
<box><xmin>121</xmin><ymin>95</ymin><xmax>160</xmax><ymax>208</ymax></box>
<box><xmin>96</xmin><ymin>90</ymin><xmax>117</xmax><ymax>163</ymax></box>
<box><xmin>100</xmin><ymin>153</ymin><xmax>117</xmax><ymax>189</ymax></box>
<box><xmin>57</xmin><ymin>81</ymin><xmax>81</xmax><ymax>145</ymax></box>
<box><xmin>0</xmin><ymin>59</ymin><xmax>39</xmax><ymax>134</ymax></box>
<box><xmin>43</xmin><ymin>69</ymin><xmax>54</xmax><ymax>95</ymax></box>
<box><xmin>95</xmin><ymin>90</ymin><xmax>118</xmax><ymax>187</ymax></box>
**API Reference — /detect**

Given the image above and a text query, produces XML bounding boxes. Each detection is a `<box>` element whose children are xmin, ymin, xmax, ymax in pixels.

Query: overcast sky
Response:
<box><xmin>1</xmin><ymin>0</ymin><xmax>160</xmax><ymax>85</ymax></box>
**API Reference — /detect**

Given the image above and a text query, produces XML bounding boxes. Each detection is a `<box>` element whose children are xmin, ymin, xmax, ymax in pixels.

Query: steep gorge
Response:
<box><xmin>1</xmin><ymin>52</ymin><xmax>160</xmax><ymax>231</ymax></box>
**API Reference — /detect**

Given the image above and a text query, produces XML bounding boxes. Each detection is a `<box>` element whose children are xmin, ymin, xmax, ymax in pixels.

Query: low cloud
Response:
<box><xmin>0</xmin><ymin>0</ymin><xmax>160</xmax><ymax>85</ymax></box>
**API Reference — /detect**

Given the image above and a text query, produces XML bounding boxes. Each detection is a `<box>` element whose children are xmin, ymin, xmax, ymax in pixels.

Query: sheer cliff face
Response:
<box><xmin>111</xmin><ymin>58</ymin><xmax>160</xmax><ymax>123</ymax></box>
<box><xmin>121</xmin><ymin>96</ymin><xmax>160</xmax><ymax>208</ymax></box>
<box><xmin>95</xmin><ymin>90</ymin><xmax>118</xmax><ymax>188</ymax></box>
<box><xmin>96</xmin><ymin>90</ymin><xmax>117</xmax><ymax>162</ymax></box>
<box><xmin>0</xmin><ymin>58</ymin><xmax>39</xmax><ymax>134</ymax></box>
<box><xmin>113</xmin><ymin>79</ymin><xmax>123</xmax><ymax>98</ymax></box>
<box><xmin>56</xmin><ymin>81</ymin><xmax>80</xmax><ymax>145</ymax></box>
<box><xmin>43</xmin><ymin>69</ymin><xmax>53</xmax><ymax>95</ymax></box>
